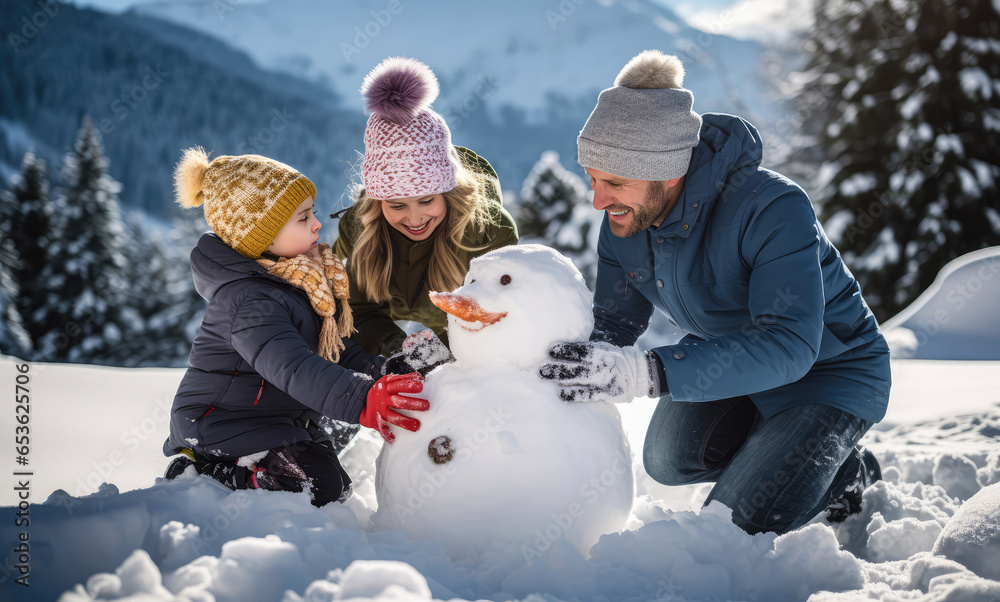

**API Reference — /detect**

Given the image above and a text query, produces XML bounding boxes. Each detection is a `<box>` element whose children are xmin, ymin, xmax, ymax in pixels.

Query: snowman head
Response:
<box><xmin>430</xmin><ymin>244</ymin><xmax>593</xmax><ymax>370</ymax></box>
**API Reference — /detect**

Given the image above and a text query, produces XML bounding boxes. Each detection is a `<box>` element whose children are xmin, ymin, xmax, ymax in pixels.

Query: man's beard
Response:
<box><xmin>608</xmin><ymin>181</ymin><xmax>672</xmax><ymax>238</ymax></box>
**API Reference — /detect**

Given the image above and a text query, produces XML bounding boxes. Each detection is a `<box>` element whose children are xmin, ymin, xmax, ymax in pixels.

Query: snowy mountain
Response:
<box><xmin>3</xmin><ymin>0</ymin><xmax>795</xmax><ymax>227</ymax></box>
<box><xmin>131</xmin><ymin>0</ymin><xmax>793</xmax><ymax>191</ymax></box>
<box><xmin>0</xmin><ymin>0</ymin><xmax>361</xmax><ymax>220</ymax></box>
<box><xmin>133</xmin><ymin>0</ymin><xmax>779</xmax><ymax>120</ymax></box>
<box><xmin>678</xmin><ymin>0</ymin><xmax>813</xmax><ymax>44</ymax></box>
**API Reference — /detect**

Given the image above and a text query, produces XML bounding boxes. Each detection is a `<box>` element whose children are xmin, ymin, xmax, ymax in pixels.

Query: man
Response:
<box><xmin>539</xmin><ymin>50</ymin><xmax>890</xmax><ymax>535</ymax></box>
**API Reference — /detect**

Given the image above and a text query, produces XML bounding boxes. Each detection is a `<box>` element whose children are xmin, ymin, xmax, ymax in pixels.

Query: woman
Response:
<box><xmin>334</xmin><ymin>57</ymin><xmax>518</xmax><ymax>356</ymax></box>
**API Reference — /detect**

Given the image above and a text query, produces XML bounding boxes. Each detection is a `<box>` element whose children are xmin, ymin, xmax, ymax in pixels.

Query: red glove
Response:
<box><xmin>359</xmin><ymin>373</ymin><xmax>429</xmax><ymax>444</ymax></box>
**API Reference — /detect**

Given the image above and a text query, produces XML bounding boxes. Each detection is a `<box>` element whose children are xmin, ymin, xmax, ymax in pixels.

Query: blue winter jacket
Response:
<box><xmin>164</xmin><ymin>234</ymin><xmax>384</xmax><ymax>458</ymax></box>
<box><xmin>592</xmin><ymin>114</ymin><xmax>890</xmax><ymax>423</ymax></box>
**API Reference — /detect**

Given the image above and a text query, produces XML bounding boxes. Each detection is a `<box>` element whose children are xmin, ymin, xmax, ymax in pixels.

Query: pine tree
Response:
<box><xmin>0</xmin><ymin>151</ymin><xmax>54</xmax><ymax>349</ymax></box>
<box><xmin>515</xmin><ymin>151</ymin><xmax>588</xmax><ymax>240</ymax></box>
<box><xmin>116</xmin><ymin>213</ymin><xmax>206</xmax><ymax>366</ymax></box>
<box><xmin>514</xmin><ymin>152</ymin><xmax>603</xmax><ymax>284</ymax></box>
<box><xmin>35</xmin><ymin>115</ymin><xmax>130</xmax><ymax>362</ymax></box>
<box><xmin>0</xmin><ymin>237</ymin><xmax>31</xmax><ymax>358</ymax></box>
<box><xmin>809</xmin><ymin>0</ymin><xmax>1000</xmax><ymax>320</ymax></box>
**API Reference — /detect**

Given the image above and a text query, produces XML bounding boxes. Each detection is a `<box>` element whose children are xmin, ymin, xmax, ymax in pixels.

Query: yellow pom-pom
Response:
<box><xmin>614</xmin><ymin>50</ymin><xmax>685</xmax><ymax>90</ymax></box>
<box><xmin>174</xmin><ymin>147</ymin><xmax>211</xmax><ymax>208</ymax></box>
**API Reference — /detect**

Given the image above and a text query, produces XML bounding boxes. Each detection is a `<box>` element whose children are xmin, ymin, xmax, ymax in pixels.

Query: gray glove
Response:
<box><xmin>382</xmin><ymin>329</ymin><xmax>455</xmax><ymax>377</ymax></box>
<box><xmin>539</xmin><ymin>341</ymin><xmax>662</xmax><ymax>403</ymax></box>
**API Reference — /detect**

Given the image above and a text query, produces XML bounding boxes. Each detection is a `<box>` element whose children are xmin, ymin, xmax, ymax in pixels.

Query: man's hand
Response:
<box><xmin>383</xmin><ymin>329</ymin><xmax>455</xmax><ymax>377</ymax></box>
<box><xmin>359</xmin><ymin>373</ymin><xmax>429</xmax><ymax>444</ymax></box>
<box><xmin>539</xmin><ymin>341</ymin><xmax>654</xmax><ymax>404</ymax></box>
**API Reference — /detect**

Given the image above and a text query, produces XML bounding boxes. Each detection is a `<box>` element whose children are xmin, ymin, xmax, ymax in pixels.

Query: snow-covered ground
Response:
<box><xmin>2</xmin><ymin>249</ymin><xmax>1000</xmax><ymax>601</ymax></box>
<box><xmin>1</xmin><ymin>351</ymin><xmax>999</xmax><ymax>601</ymax></box>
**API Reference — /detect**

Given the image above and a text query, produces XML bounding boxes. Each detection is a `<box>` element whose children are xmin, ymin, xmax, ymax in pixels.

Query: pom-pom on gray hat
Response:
<box><xmin>578</xmin><ymin>50</ymin><xmax>702</xmax><ymax>182</ymax></box>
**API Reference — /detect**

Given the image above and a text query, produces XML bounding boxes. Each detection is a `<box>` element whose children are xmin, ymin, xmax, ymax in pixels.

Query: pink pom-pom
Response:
<box><xmin>360</xmin><ymin>57</ymin><xmax>440</xmax><ymax>126</ymax></box>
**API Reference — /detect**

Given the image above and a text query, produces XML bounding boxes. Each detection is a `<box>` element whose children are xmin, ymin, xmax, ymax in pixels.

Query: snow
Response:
<box><xmin>882</xmin><ymin>246</ymin><xmax>1000</xmax><ymax>360</ymax></box>
<box><xmin>335</xmin><ymin>560</ymin><xmax>434</xmax><ymax>599</ymax></box>
<box><xmin>678</xmin><ymin>0</ymin><xmax>813</xmax><ymax>44</ymax></box>
<box><xmin>838</xmin><ymin>172</ymin><xmax>877</xmax><ymax>197</ymax></box>
<box><xmin>856</xmin><ymin>228</ymin><xmax>899</xmax><ymax>271</ymax></box>
<box><xmin>960</xmin><ymin>67</ymin><xmax>993</xmax><ymax>100</ymax></box>
<box><xmin>941</xmin><ymin>32</ymin><xmax>959</xmax><ymax>53</ymax></box>
<box><xmin>933</xmin><ymin>483</ymin><xmax>1000</xmax><ymax>581</ymax></box>
<box><xmin>3</xmin><ymin>250</ymin><xmax>1000</xmax><ymax>600</ymax></box>
<box><xmin>900</xmin><ymin>91</ymin><xmax>925</xmax><ymax>120</ymax></box>
<box><xmin>971</xmin><ymin>158</ymin><xmax>998</xmax><ymax>190</ymax></box>
<box><xmin>934</xmin><ymin>133</ymin><xmax>964</xmax><ymax>156</ymax></box>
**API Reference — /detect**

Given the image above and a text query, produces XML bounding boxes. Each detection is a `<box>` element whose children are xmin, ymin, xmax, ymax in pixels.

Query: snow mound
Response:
<box><xmin>933</xmin><ymin>482</ymin><xmax>1000</xmax><ymax>581</ymax></box>
<box><xmin>882</xmin><ymin>246</ymin><xmax>1000</xmax><ymax>360</ymax></box>
<box><xmin>590</xmin><ymin>501</ymin><xmax>863</xmax><ymax>601</ymax></box>
<box><xmin>933</xmin><ymin>453</ymin><xmax>982</xmax><ymax>501</ymax></box>
<box><xmin>8</xmin><ymin>457</ymin><xmax>1000</xmax><ymax>602</ymax></box>
<box><xmin>809</xmin><ymin>551</ymin><xmax>1000</xmax><ymax>602</ymax></box>
<box><xmin>834</xmin><ymin>480</ymin><xmax>958</xmax><ymax>562</ymax></box>
<box><xmin>866</xmin><ymin>404</ymin><xmax>1000</xmax><ymax>482</ymax></box>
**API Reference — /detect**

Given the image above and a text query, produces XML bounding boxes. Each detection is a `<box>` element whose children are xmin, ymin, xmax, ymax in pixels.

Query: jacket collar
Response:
<box><xmin>190</xmin><ymin>233</ymin><xmax>286</xmax><ymax>301</ymax></box>
<box><xmin>389</xmin><ymin>226</ymin><xmax>434</xmax><ymax>265</ymax></box>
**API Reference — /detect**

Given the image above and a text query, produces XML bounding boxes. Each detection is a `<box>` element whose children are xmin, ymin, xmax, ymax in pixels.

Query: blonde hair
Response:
<box><xmin>349</xmin><ymin>159</ymin><xmax>498</xmax><ymax>303</ymax></box>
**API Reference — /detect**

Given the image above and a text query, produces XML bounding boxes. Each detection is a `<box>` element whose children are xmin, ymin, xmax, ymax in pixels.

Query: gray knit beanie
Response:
<box><xmin>578</xmin><ymin>50</ymin><xmax>702</xmax><ymax>181</ymax></box>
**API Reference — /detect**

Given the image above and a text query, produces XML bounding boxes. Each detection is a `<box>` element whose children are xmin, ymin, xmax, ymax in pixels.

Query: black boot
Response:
<box><xmin>164</xmin><ymin>455</ymin><xmax>195</xmax><ymax>480</ymax></box>
<box><xmin>318</xmin><ymin>418</ymin><xmax>360</xmax><ymax>455</ymax></box>
<box><xmin>826</xmin><ymin>446</ymin><xmax>882</xmax><ymax>523</ymax></box>
<box><xmin>248</xmin><ymin>447</ymin><xmax>311</xmax><ymax>492</ymax></box>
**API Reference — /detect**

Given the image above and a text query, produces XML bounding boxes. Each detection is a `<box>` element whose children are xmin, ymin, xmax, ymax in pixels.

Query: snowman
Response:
<box><xmin>373</xmin><ymin>244</ymin><xmax>634</xmax><ymax>558</ymax></box>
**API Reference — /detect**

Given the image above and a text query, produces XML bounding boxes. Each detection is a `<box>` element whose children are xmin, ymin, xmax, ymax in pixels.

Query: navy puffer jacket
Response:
<box><xmin>164</xmin><ymin>234</ymin><xmax>384</xmax><ymax>458</ymax></box>
<box><xmin>593</xmin><ymin>114</ymin><xmax>890</xmax><ymax>423</ymax></box>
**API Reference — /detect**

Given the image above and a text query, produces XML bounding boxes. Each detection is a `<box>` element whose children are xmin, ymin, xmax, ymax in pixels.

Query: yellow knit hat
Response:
<box><xmin>173</xmin><ymin>147</ymin><xmax>317</xmax><ymax>259</ymax></box>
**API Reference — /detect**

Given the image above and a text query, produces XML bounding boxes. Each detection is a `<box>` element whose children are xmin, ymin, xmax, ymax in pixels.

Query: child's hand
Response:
<box><xmin>359</xmin><ymin>373</ymin><xmax>429</xmax><ymax>444</ymax></box>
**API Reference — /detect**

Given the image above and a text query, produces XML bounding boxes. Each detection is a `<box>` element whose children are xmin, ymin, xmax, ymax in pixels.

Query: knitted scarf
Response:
<box><xmin>256</xmin><ymin>243</ymin><xmax>354</xmax><ymax>362</ymax></box>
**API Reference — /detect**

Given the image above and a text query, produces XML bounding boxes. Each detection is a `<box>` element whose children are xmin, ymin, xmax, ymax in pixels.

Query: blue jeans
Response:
<box><xmin>643</xmin><ymin>397</ymin><xmax>873</xmax><ymax>534</ymax></box>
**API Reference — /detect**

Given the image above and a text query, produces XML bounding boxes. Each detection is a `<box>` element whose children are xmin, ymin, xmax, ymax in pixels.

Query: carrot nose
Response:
<box><xmin>429</xmin><ymin>291</ymin><xmax>507</xmax><ymax>330</ymax></box>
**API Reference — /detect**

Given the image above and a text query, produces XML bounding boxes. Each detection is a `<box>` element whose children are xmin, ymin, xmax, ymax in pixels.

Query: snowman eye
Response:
<box><xmin>500</xmin><ymin>275</ymin><xmax>512</xmax><ymax>286</ymax></box>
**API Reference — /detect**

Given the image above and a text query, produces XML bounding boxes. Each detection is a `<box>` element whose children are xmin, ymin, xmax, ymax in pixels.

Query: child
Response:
<box><xmin>333</xmin><ymin>57</ymin><xmax>518</xmax><ymax>357</ymax></box>
<box><xmin>163</xmin><ymin>148</ymin><xmax>428</xmax><ymax>506</ymax></box>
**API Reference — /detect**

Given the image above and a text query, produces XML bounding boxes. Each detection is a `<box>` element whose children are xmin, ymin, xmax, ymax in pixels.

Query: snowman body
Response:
<box><xmin>373</xmin><ymin>245</ymin><xmax>634</xmax><ymax>556</ymax></box>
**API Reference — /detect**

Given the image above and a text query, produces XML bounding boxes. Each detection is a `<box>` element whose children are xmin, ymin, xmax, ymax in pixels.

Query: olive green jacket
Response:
<box><xmin>333</xmin><ymin>147</ymin><xmax>518</xmax><ymax>356</ymax></box>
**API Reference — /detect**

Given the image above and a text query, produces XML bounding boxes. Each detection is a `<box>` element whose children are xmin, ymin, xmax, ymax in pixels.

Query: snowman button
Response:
<box><xmin>428</xmin><ymin>435</ymin><xmax>455</xmax><ymax>464</ymax></box>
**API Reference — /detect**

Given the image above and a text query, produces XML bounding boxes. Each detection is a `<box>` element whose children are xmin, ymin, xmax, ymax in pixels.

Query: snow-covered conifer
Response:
<box><xmin>35</xmin><ymin>116</ymin><xmax>130</xmax><ymax>362</ymax></box>
<box><xmin>811</xmin><ymin>0</ymin><xmax>1000</xmax><ymax>320</ymax></box>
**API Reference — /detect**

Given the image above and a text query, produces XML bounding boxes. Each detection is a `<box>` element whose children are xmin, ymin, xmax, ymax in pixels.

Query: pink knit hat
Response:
<box><xmin>361</xmin><ymin>57</ymin><xmax>457</xmax><ymax>200</ymax></box>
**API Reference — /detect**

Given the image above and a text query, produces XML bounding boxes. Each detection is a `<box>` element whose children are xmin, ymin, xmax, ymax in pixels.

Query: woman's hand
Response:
<box><xmin>383</xmin><ymin>329</ymin><xmax>455</xmax><ymax>377</ymax></box>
